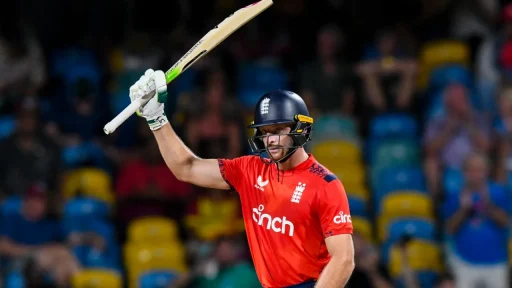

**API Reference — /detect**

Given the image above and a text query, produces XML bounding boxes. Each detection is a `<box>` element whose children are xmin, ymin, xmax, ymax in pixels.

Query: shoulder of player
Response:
<box><xmin>306</xmin><ymin>160</ymin><xmax>338</xmax><ymax>185</ymax></box>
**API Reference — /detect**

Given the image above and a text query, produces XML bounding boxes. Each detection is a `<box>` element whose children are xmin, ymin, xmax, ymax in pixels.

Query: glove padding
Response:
<box><xmin>129</xmin><ymin>69</ymin><xmax>169</xmax><ymax>130</ymax></box>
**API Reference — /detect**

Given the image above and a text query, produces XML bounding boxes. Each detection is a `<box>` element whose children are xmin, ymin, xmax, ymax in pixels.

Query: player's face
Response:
<box><xmin>259</xmin><ymin>124</ymin><xmax>294</xmax><ymax>159</ymax></box>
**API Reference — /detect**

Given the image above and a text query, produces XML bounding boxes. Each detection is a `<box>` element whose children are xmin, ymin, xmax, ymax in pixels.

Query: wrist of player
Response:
<box><xmin>144</xmin><ymin>94</ymin><xmax>169</xmax><ymax>131</ymax></box>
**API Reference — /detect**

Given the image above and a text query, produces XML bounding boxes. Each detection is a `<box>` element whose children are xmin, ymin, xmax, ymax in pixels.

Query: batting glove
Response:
<box><xmin>129</xmin><ymin>69</ymin><xmax>169</xmax><ymax>130</ymax></box>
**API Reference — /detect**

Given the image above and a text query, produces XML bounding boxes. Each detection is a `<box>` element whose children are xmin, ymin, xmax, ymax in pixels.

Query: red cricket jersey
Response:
<box><xmin>218</xmin><ymin>154</ymin><xmax>353</xmax><ymax>288</ymax></box>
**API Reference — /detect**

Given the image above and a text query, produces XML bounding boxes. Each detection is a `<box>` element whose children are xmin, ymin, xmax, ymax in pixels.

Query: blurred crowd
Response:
<box><xmin>1</xmin><ymin>0</ymin><xmax>512</xmax><ymax>287</ymax></box>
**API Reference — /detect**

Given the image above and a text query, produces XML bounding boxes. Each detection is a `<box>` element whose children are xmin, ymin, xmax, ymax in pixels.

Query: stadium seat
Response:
<box><xmin>62</xmin><ymin>167</ymin><xmax>115</xmax><ymax>204</ymax></box>
<box><xmin>428</xmin><ymin>64</ymin><xmax>472</xmax><ymax>93</ymax></box>
<box><xmin>313</xmin><ymin>113</ymin><xmax>359</xmax><ymax>142</ymax></box>
<box><xmin>237</xmin><ymin>62</ymin><xmax>288</xmax><ymax>93</ymax></box>
<box><xmin>127</xmin><ymin>216</ymin><xmax>179</xmax><ymax>244</ymax></box>
<box><xmin>378</xmin><ymin>193</ymin><xmax>434</xmax><ymax>241</ymax></box>
<box><xmin>417</xmin><ymin>40</ymin><xmax>470</xmax><ymax>90</ymax></box>
<box><xmin>369</xmin><ymin>113</ymin><xmax>418</xmax><ymax>139</ymax></box>
<box><xmin>442</xmin><ymin>168</ymin><xmax>463</xmax><ymax>195</ymax></box>
<box><xmin>373</xmin><ymin>166</ymin><xmax>427</xmax><ymax>199</ymax></box>
<box><xmin>379</xmin><ymin>192</ymin><xmax>434</xmax><ymax>219</ymax></box>
<box><xmin>72</xmin><ymin>269</ymin><xmax>122</xmax><ymax>288</ymax></box>
<box><xmin>1</xmin><ymin>196</ymin><xmax>21</xmax><ymax>216</ymax></box>
<box><xmin>330</xmin><ymin>165</ymin><xmax>366</xmax><ymax>187</ymax></box>
<box><xmin>352</xmin><ymin>216</ymin><xmax>373</xmax><ymax>243</ymax></box>
<box><xmin>4</xmin><ymin>271</ymin><xmax>24</xmax><ymax>288</ymax></box>
<box><xmin>124</xmin><ymin>243</ymin><xmax>187</xmax><ymax>288</ymax></box>
<box><xmin>0</xmin><ymin>115</ymin><xmax>15</xmax><ymax>140</ymax></box>
<box><xmin>63</xmin><ymin>197</ymin><xmax>109</xmax><ymax>219</ymax></box>
<box><xmin>312</xmin><ymin>140</ymin><xmax>362</xmax><ymax>166</ymax></box>
<box><xmin>139</xmin><ymin>270</ymin><xmax>179</xmax><ymax>288</ymax></box>
<box><xmin>370</xmin><ymin>138</ymin><xmax>420</xmax><ymax>167</ymax></box>
<box><xmin>389</xmin><ymin>239</ymin><xmax>443</xmax><ymax>278</ymax></box>
<box><xmin>185</xmin><ymin>197</ymin><xmax>245</xmax><ymax>241</ymax></box>
<box><xmin>348</xmin><ymin>196</ymin><xmax>367</xmax><ymax>218</ymax></box>
<box><xmin>385</xmin><ymin>218</ymin><xmax>436</xmax><ymax>243</ymax></box>
<box><xmin>345</xmin><ymin>184</ymin><xmax>371</xmax><ymax>202</ymax></box>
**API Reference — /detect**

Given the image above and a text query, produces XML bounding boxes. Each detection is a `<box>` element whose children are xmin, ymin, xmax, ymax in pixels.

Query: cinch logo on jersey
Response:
<box><xmin>252</xmin><ymin>205</ymin><xmax>295</xmax><ymax>236</ymax></box>
<box><xmin>333</xmin><ymin>211</ymin><xmax>352</xmax><ymax>224</ymax></box>
<box><xmin>255</xmin><ymin>175</ymin><xmax>268</xmax><ymax>191</ymax></box>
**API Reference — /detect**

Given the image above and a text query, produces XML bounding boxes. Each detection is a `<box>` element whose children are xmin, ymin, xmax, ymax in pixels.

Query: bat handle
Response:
<box><xmin>103</xmin><ymin>98</ymin><xmax>145</xmax><ymax>134</ymax></box>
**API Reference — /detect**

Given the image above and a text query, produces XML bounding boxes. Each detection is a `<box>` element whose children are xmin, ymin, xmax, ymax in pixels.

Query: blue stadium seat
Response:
<box><xmin>1</xmin><ymin>196</ymin><xmax>21</xmax><ymax>216</ymax></box>
<box><xmin>428</xmin><ymin>64</ymin><xmax>471</xmax><ymax>93</ymax></box>
<box><xmin>313</xmin><ymin>113</ymin><xmax>358</xmax><ymax>142</ymax></box>
<box><xmin>238</xmin><ymin>88</ymin><xmax>270</xmax><ymax>108</ymax></box>
<box><xmin>387</xmin><ymin>218</ymin><xmax>436</xmax><ymax>243</ymax></box>
<box><xmin>348</xmin><ymin>196</ymin><xmax>367</xmax><ymax>218</ymax></box>
<box><xmin>61</xmin><ymin>142</ymin><xmax>110</xmax><ymax>172</ymax></box>
<box><xmin>374</xmin><ymin>166</ymin><xmax>427</xmax><ymax>202</ymax></box>
<box><xmin>442</xmin><ymin>168</ymin><xmax>463</xmax><ymax>195</ymax></box>
<box><xmin>4</xmin><ymin>271</ymin><xmax>24</xmax><ymax>288</ymax></box>
<box><xmin>64</xmin><ymin>197</ymin><xmax>110</xmax><ymax>219</ymax></box>
<box><xmin>369</xmin><ymin>113</ymin><xmax>418</xmax><ymax>139</ymax></box>
<box><xmin>139</xmin><ymin>271</ymin><xmax>179</xmax><ymax>288</ymax></box>
<box><xmin>237</xmin><ymin>63</ymin><xmax>288</xmax><ymax>92</ymax></box>
<box><xmin>0</xmin><ymin>115</ymin><xmax>15</xmax><ymax>140</ymax></box>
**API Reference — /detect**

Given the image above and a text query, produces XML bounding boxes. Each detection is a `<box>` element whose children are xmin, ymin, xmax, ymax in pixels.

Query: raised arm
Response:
<box><xmin>129</xmin><ymin>69</ymin><xmax>230</xmax><ymax>190</ymax></box>
<box><xmin>153</xmin><ymin>123</ymin><xmax>229</xmax><ymax>189</ymax></box>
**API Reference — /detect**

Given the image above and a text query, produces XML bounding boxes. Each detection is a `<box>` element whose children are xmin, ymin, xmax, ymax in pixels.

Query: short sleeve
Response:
<box><xmin>218</xmin><ymin>156</ymin><xmax>250</xmax><ymax>192</ymax></box>
<box><xmin>315</xmin><ymin>179</ymin><xmax>353</xmax><ymax>238</ymax></box>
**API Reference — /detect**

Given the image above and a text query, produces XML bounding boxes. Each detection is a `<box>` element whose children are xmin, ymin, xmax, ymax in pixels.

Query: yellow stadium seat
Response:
<box><xmin>417</xmin><ymin>40</ymin><xmax>470</xmax><ymax>89</ymax></box>
<box><xmin>345</xmin><ymin>184</ymin><xmax>370</xmax><ymax>201</ymax></box>
<box><xmin>331</xmin><ymin>165</ymin><xmax>366</xmax><ymax>186</ymax></box>
<box><xmin>389</xmin><ymin>239</ymin><xmax>443</xmax><ymax>278</ymax></box>
<box><xmin>185</xmin><ymin>197</ymin><xmax>245</xmax><ymax>241</ymax></box>
<box><xmin>128</xmin><ymin>216</ymin><xmax>179</xmax><ymax>244</ymax></box>
<box><xmin>380</xmin><ymin>192</ymin><xmax>434</xmax><ymax>220</ymax></box>
<box><xmin>377</xmin><ymin>192</ymin><xmax>434</xmax><ymax>241</ymax></box>
<box><xmin>62</xmin><ymin>168</ymin><xmax>115</xmax><ymax>204</ymax></box>
<box><xmin>72</xmin><ymin>269</ymin><xmax>122</xmax><ymax>288</ymax></box>
<box><xmin>312</xmin><ymin>140</ymin><xmax>362</xmax><ymax>165</ymax></box>
<box><xmin>352</xmin><ymin>217</ymin><xmax>373</xmax><ymax>243</ymax></box>
<box><xmin>509</xmin><ymin>239</ymin><xmax>512</xmax><ymax>265</ymax></box>
<box><xmin>124</xmin><ymin>243</ymin><xmax>187</xmax><ymax>288</ymax></box>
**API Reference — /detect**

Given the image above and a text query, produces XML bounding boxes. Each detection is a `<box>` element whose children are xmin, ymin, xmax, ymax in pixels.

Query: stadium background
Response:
<box><xmin>1</xmin><ymin>0</ymin><xmax>512</xmax><ymax>287</ymax></box>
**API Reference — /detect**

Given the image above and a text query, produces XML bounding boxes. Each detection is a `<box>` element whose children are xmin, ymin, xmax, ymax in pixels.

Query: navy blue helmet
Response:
<box><xmin>248</xmin><ymin>90</ymin><xmax>313</xmax><ymax>163</ymax></box>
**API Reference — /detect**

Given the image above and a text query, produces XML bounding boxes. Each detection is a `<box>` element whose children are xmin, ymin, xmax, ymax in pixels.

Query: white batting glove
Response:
<box><xmin>129</xmin><ymin>69</ymin><xmax>169</xmax><ymax>131</ymax></box>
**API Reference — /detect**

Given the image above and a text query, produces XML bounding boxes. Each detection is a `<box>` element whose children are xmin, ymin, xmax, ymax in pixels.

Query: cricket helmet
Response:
<box><xmin>248</xmin><ymin>89</ymin><xmax>313</xmax><ymax>163</ymax></box>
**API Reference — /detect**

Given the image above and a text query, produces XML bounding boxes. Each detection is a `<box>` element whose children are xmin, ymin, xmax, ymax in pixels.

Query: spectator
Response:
<box><xmin>45</xmin><ymin>78</ymin><xmax>108</xmax><ymax>146</ymax></box>
<box><xmin>494</xmin><ymin>85</ymin><xmax>512</xmax><ymax>183</ymax></box>
<box><xmin>171</xmin><ymin>236</ymin><xmax>261</xmax><ymax>288</ymax></box>
<box><xmin>0</xmin><ymin>183</ymin><xmax>81</xmax><ymax>287</ymax></box>
<box><xmin>355</xmin><ymin>27</ymin><xmax>418</xmax><ymax>115</ymax></box>
<box><xmin>346</xmin><ymin>232</ymin><xmax>393</xmax><ymax>288</ymax></box>
<box><xmin>0</xmin><ymin>98</ymin><xmax>61</xmax><ymax>200</ymax></box>
<box><xmin>443</xmin><ymin>152</ymin><xmax>509</xmax><ymax>288</ymax></box>
<box><xmin>298</xmin><ymin>24</ymin><xmax>355</xmax><ymax>116</ymax></box>
<box><xmin>424</xmin><ymin>83</ymin><xmax>490</xmax><ymax>196</ymax></box>
<box><xmin>183</xmin><ymin>68</ymin><xmax>244</xmax><ymax>159</ymax></box>
<box><xmin>0</xmin><ymin>20</ymin><xmax>45</xmax><ymax>96</ymax></box>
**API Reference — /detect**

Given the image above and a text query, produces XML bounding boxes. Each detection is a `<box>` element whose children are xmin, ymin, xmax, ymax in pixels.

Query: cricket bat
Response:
<box><xmin>103</xmin><ymin>0</ymin><xmax>273</xmax><ymax>134</ymax></box>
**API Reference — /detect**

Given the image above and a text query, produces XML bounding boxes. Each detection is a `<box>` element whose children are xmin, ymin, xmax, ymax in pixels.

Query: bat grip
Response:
<box><xmin>103</xmin><ymin>98</ymin><xmax>145</xmax><ymax>134</ymax></box>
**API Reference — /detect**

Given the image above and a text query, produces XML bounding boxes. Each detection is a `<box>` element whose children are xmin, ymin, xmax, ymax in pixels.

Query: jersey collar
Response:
<box><xmin>275</xmin><ymin>153</ymin><xmax>316</xmax><ymax>177</ymax></box>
